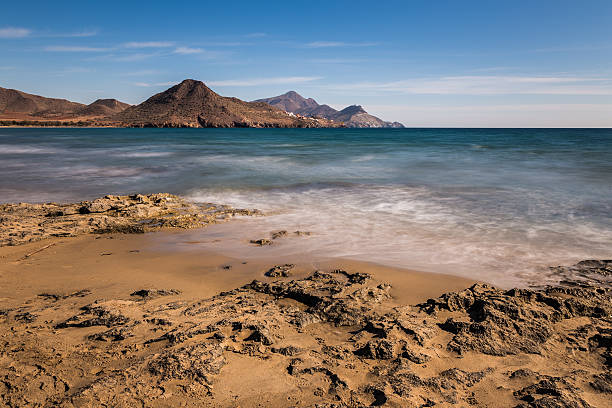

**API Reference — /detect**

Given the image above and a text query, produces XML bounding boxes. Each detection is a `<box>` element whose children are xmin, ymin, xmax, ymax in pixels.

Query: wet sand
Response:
<box><xmin>0</xmin><ymin>232</ymin><xmax>475</xmax><ymax>309</ymax></box>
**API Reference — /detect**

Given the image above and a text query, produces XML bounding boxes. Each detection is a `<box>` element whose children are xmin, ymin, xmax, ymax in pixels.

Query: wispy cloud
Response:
<box><xmin>174</xmin><ymin>46</ymin><xmax>203</xmax><ymax>54</ymax></box>
<box><xmin>132</xmin><ymin>81</ymin><xmax>177</xmax><ymax>87</ymax></box>
<box><xmin>122</xmin><ymin>69</ymin><xmax>161</xmax><ymax>76</ymax></box>
<box><xmin>45</xmin><ymin>30</ymin><xmax>99</xmax><ymax>38</ymax></box>
<box><xmin>44</xmin><ymin>45</ymin><xmax>111</xmax><ymax>52</ymax></box>
<box><xmin>326</xmin><ymin>75</ymin><xmax>612</xmax><ymax>95</ymax></box>
<box><xmin>124</xmin><ymin>41</ymin><xmax>174</xmax><ymax>48</ymax></box>
<box><xmin>305</xmin><ymin>41</ymin><xmax>378</xmax><ymax>48</ymax></box>
<box><xmin>308</xmin><ymin>58</ymin><xmax>366</xmax><ymax>64</ymax></box>
<box><xmin>245</xmin><ymin>32</ymin><xmax>266</xmax><ymax>38</ymax></box>
<box><xmin>54</xmin><ymin>67</ymin><xmax>95</xmax><ymax>75</ymax></box>
<box><xmin>207</xmin><ymin>76</ymin><xmax>322</xmax><ymax>86</ymax></box>
<box><xmin>0</xmin><ymin>27</ymin><xmax>30</xmax><ymax>38</ymax></box>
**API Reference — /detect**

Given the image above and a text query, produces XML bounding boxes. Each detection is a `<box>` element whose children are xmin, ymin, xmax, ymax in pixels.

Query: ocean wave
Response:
<box><xmin>0</xmin><ymin>145</ymin><xmax>62</xmax><ymax>154</ymax></box>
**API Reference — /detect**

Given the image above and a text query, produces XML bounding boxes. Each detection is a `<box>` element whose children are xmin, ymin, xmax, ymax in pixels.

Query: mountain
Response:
<box><xmin>255</xmin><ymin>91</ymin><xmax>404</xmax><ymax>128</ymax></box>
<box><xmin>112</xmin><ymin>79</ymin><xmax>337</xmax><ymax>128</ymax></box>
<box><xmin>0</xmin><ymin>87</ymin><xmax>85</xmax><ymax>118</ymax></box>
<box><xmin>0</xmin><ymin>87</ymin><xmax>130</xmax><ymax>120</ymax></box>
<box><xmin>78</xmin><ymin>99</ymin><xmax>131</xmax><ymax>117</ymax></box>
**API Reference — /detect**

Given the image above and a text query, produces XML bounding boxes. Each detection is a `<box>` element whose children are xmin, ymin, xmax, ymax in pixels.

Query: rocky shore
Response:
<box><xmin>0</xmin><ymin>194</ymin><xmax>610</xmax><ymax>407</ymax></box>
<box><xmin>0</xmin><ymin>193</ymin><xmax>260</xmax><ymax>247</ymax></box>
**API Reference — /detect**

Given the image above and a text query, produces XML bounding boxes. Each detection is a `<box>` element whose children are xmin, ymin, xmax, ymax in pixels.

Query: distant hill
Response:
<box><xmin>112</xmin><ymin>79</ymin><xmax>338</xmax><ymax>128</ymax></box>
<box><xmin>0</xmin><ymin>87</ymin><xmax>130</xmax><ymax>120</ymax></box>
<box><xmin>78</xmin><ymin>99</ymin><xmax>131</xmax><ymax>117</ymax></box>
<box><xmin>255</xmin><ymin>91</ymin><xmax>404</xmax><ymax>128</ymax></box>
<box><xmin>0</xmin><ymin>87</ymin><xmax>85</xmax><ymax>118</ymax></box>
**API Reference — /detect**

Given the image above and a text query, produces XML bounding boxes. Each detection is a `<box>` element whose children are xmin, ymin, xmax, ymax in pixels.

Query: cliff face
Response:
<box><xmin>255</xmin><ymin>91</ymin><xmax>404</xmax><ymax>128</ymax></box>
<box><xmin>112</xmin><ymin>80</ymin><xmax>339</xmax><ymax>128</ymax></box>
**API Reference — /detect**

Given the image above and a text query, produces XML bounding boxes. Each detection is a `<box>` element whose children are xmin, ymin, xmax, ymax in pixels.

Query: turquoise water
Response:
<box><xmin>1</xmin><ymin>128</ymin><xmax>611</xmax><ymax>286</ymax></box>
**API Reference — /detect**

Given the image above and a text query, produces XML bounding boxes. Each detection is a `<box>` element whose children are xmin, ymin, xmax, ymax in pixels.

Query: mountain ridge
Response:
<box><xmin>0</xmin><ymin>87</ymin><xmax>130</xmax><ymax>120</ymax></box>
<box><xmin>111</xmin><ymin>79</ymin><xmax>337</xmax><ymax>128</ymax></box>
<box><xmin>1</xmin><ymin>81</ymin><xmax>398</xmax><ymax>128</ymax></box>
<box><xmin>255</xmin><ymin>91</ymin><xmax>404</xmax><ymax>128</ymax></box>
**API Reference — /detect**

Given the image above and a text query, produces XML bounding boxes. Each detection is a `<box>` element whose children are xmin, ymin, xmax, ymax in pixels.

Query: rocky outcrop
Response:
<box><xmin>0</xmin><ymin>193</ymin><xmax>260</xmax><ymax>246</ymax></box>
<box><xmin>1</xmin><ymin>262</ymin><xmax>609</xmax><ymax>406</ymax></box>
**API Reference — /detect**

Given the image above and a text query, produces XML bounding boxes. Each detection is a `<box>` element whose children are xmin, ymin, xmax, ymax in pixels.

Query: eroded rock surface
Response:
<box><xmin>0</xmin><ymin>263</ymin><xmax>610</xmax><ymax>407</ymax></box>
<box><xmin>265</xmin><ymin>264</ymin><xmax>295</xmax><ymax>277</ymax></box>
<box><xmin>0</xmin><ymin>193</ymin><xmax>260</xmax><ymax>246</ymax></box>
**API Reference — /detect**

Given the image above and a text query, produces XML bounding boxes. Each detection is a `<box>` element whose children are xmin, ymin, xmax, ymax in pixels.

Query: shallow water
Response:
<box><xmin>1</xmin><ymin>128</ymin><xmax>611</xmax><ymax>286</ymax></box>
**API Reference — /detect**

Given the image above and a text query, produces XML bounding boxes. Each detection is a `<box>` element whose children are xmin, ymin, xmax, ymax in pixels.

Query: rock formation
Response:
<box><xmin>0</xmin><ymin>263</ymin><xmax>610</xmax><ymax>406</ymax></box>
<box><xmin>0</xmin><ymin>193</ymin><xmax>260</xmax><ymax>247</ymax></box>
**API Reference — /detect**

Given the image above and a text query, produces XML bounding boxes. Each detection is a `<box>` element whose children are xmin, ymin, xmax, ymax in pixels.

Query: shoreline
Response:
<box><xmin>0</xmin><ymin>232</ymin><xmax>477</xmax><ymax>309</ymax></box>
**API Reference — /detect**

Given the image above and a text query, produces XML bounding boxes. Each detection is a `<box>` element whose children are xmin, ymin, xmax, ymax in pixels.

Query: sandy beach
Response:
<box><xmin>0</xmin><ymin>194</ymin><xmax>610</xmax><ymax>407</ymax></box>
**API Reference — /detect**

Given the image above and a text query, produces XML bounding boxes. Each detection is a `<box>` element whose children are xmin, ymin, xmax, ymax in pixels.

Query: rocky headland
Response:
<box><xmin>0</xmin><ymin>194</ymin><xmax>610</xmax><ymax>407</ymax></box>
<box><xmin>255</xmin><ymin>91</ymin><xmax>404</xmax><ymax>128</ymax></box>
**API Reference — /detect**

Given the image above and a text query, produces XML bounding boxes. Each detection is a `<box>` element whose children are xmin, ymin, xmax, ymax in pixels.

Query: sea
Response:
<box><xmin>1</xmin><ymin>128</ymin><xmax>610</xmax><ymax>287</ymax></box>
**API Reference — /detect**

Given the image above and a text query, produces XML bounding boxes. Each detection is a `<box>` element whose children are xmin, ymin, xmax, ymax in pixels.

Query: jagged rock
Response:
<box><xmin>271</xmin><ymin>230</ymin><xmax>288</xmax><ymax>239</ymax></box>
<box><xmin>130</xmin><ymin>288</ymin><xmax>181</xmax><ymax>299</ymax></box>
<box><xmin>265</xmin><ymin>264</ymin><xmax>295</xmax><ymax>277</ymax></box>
<box><xmin>56</xmin><ymin>300</ymin><xmax>134</xmax><ymax>328</ymax></box>
<box><xmin>420</xmin><ymin>282</ymin><xmax>611</xmax><ymax>356</ymax></box>
<box><xmin>250</xmin><ymin>238</ymin><xmax>272</xmax><ymax>246</ymax></box>
<box><xmin>271</xmin><ymin>345</ymin><xmax>303</xmax><ymax>356</ymax></box>
<box><xmin>38</xmin><ymin>289</ymin><xmax>91</xmax><ymax>301</ymax></box>
<box><xmin>590</xmin><ymin>371</ymin><xmax>612</xmax><ymax>393</ymax></box>
<box><xmin>149</xmin><ymin>341</ymin><xmax>226</xmax><ymax>385</ymax></box>
<box><xmin>14</xmin><ymin>312</ymin><xmax>37</xmax><ymax>323</ymax></box>
<box><xmin>514</xmin><ymin>376</ymin><xmax>592</xmax><ymax>408</ymax></box>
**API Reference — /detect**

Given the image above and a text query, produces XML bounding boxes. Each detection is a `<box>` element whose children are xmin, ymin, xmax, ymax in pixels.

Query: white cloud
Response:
<box><xmin>0</xmin><ymin>27</ymin><xmax>30</xmax><ymax>38</ymax></box>
<box><xmin>122</xmin><ymin>69</ymin><xmax>161</xmax><ymax>76</ymax></box>
<box><xmin>366</xmin><ymin>103</ymin><xmax>612</xmax><ymax>128</ymax></box>
<box><xmin>133</xmin><ymin>81</ymin><xmax>177</xmax><ymax>87</ymax></box>
<box><xmin>308</xmin><ymin>58</ymin><xmax>366</xmax><ymax>64</ymax></box>
<box><xmin>44</xmin><ymin>45</ymin><xmax>110</xmax><ymax>52</ymax></box>
<box><xmin>112</xmin><ymin>52</ymin><xmax>161</xmax><ymax>61</ymax></box>
<box><xmin>124</xmin><ymin>41</ymin><xmax>174</xmax><ymax>48</ymax></box>
<box><xmin>207</xmin><ymin>76</ymin><xmax>323</xmax><ymax>87</ymax></box>
<box><xmin>174</xmin><ymin>46</ymin><xmax>203</xmax><ymax>54</ymax></box>
<box><xmin>326</xmin><ymin>75</ymin><xmax>612</xmax><ymax>95</ymax></box>
<box><xmin>245</xmin><ymin>32</ymin><xmax>267</xmax><ymax>38</ymax></box>
<box><xmin>305</xmin><ymin>41</ymin><xmax>378</xmax><ymax>48</ymax></box>
<box><xmin>47</xmin><ymin>30</ymin><xmax>98</xmax><ymax>38</ymax></box>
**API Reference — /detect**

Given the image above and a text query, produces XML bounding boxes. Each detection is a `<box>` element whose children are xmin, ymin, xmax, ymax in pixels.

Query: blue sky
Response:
<box><xmin>1</xmin><ymin>0</ymin><xmax>611</xmax><ymax>126</ymax></box>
